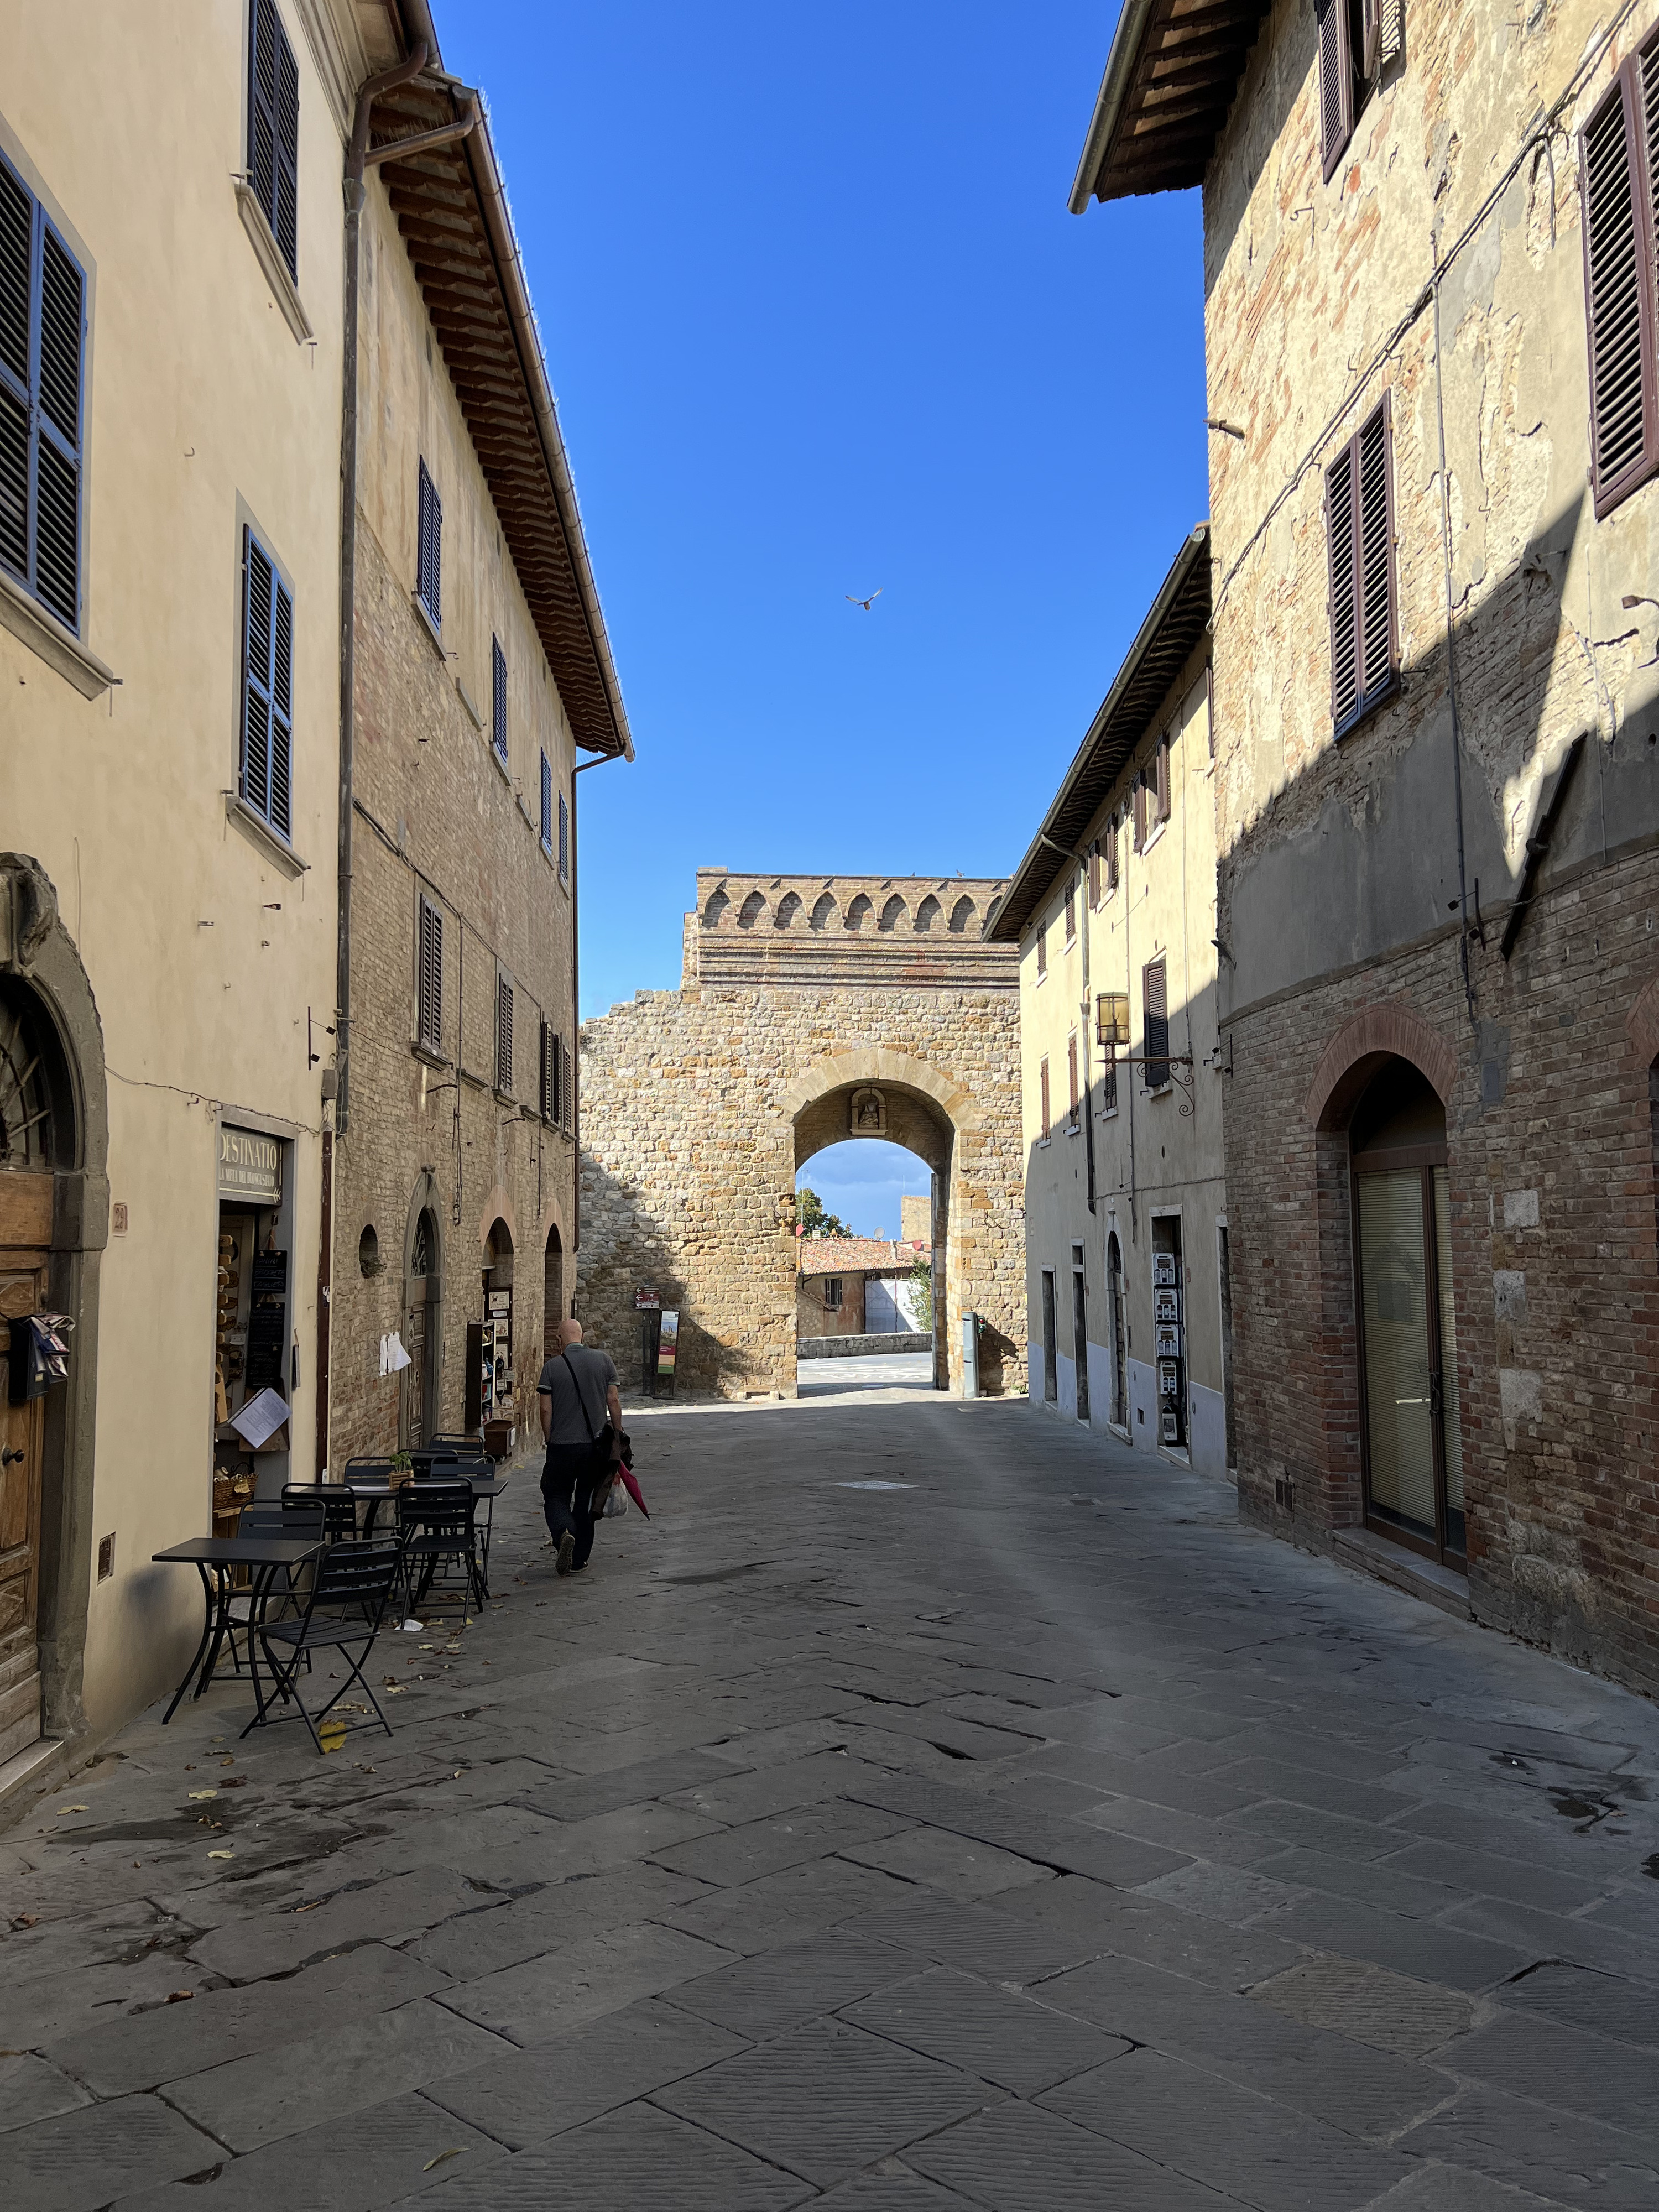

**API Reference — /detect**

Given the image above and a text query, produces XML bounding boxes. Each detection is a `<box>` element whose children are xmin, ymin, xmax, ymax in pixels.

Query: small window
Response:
<box><xmin>1154</xmin><ymin>735</ymin><xmax>1171</xmax><ymax>826</ymax></box>
<box><xmin>1582</xmin><ymin>35</ymin><xmax>1659</xmax><ymax>517</ymax></box>
<box><xmin>495</xmin><ymin>971</ymin><xmax>514</xmax><ymax>1093</ymax></box>
<box><xmin>246</xmin><ymin>0</ymin><xmax>300</xmax><ymax>278</ymax></box>
<box><xmin>1317</xmin><ymin>0</ymin><xmax>1400</xmax><ymax>182</ymax></box>
<box><xmin>823</xmin><ymin>1277</ymin><xmax>843</xmax><ymax>1312</ymax></box>
<box><xmin>1064</xmin><ymin>884</ymin><xmax>1076</xmax><ymax>945</ymax></box>
<box><xmin>1326</xmin><ymin>394</ymin><xmax>1399</xmax><ymax>734</ymax></box>
<box><xmin>1101</xmin><ymin>1041</ymin><xmax>1119</xmax><ymax>1114</ymax></box>
<box><xmin>1040</xmin><ymin>1055</ymin><xmax>1051</xmax><ymax>1141</ymax></box>
<box><xmin>540</xmin><ymin>1019</ymin><xmax>557</xmax><ymax>1121</ymax></box>
<box><xmin>1104</xmin><ymin>819</ymin><xmax>1120</xmax><ymax>893</ymax></box>
<box><xmin>416</xmin><ymin>458</ymin><xmax>442</xmax><ymax>628</ymax></box>
<box><xmin>557</xmin><ymin>789</ymin><xmax>570</xmax><ymax>886</ymax></box>
<box><xmin>1035</xmin><ymin>925</ymin><xmax>1047</xmax><ymax>979</ymax></box>
<box><xmin>1087</xmin><ymin>843</ymin><xmax>1101</xmax><ymax>908</ymax></box>
<box><xmin>1143</xmin><ymin>959</ymin><xmax>1170</xmax><ymax>1092</ymax></box>
<box><xmin>491</xmin><ymin>635</ymin><xmax>508</xmax><ymax>764</ymax></box>
<box><xmin>0</xmin><ymin>152</ymin><xmax>86</xmax><ymax>634</ymax></box>
<box><xmin>1133</xmin><ymin>771</ymin><xmax>1148</xmax><ymax>853</ymax></box>
<box><xmin>417</xmin><ymin>894</ymin><xmax>442</xmax><ymax>1050</ymax></box>
<box><xmin>540</xmin><ymin>750</ymin><xmax>553</xmax><ymax>851</ymax></box>
<box><xmin>240</xmin><ymin>528</ymin><xmax>294</xmax><ymax>840</ymax></box>
<box><xmin>1067</xmin><ymin>1031</ymin><xmax>1080</xmax><ymax>1128</ymax></box>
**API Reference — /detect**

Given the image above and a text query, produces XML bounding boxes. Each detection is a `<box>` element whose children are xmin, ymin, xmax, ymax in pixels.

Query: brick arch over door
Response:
<box><xmin>1304</xmin><ymin>1000</ymin><xmax>1459</xmax><ymax>1131</ymax></box>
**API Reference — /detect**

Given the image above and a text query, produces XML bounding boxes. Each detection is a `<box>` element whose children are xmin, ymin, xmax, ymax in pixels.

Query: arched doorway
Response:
<box><xmin>476</xmin><ymin>1218</ymin><xmax>514</xmax><ymax>1433</ymax></box>
<box><xmin>0</xmin><ymin>979</ymin><xmax>73</xmax><ymax>1760</ymax></box>
<box><xmin>1350</xmin><ymin>1058</ymin><xmax>1464</xmax><ymax>1566</ymax></box>
<box><xmin>544</xmin><ymin>1223</ymin><xmax>564</xmax><ymax>1355</ymax></box>
<box><xmin>1107</xmin><ymin>1229</ymin><xmax>1128</xmax><ymax>1430</ymax></box>
<box><xmin>401</xmin><ymin>1197</ymin><xmax>441</xmax><ymax>1451</ymax></box>
<box><xmin>793</xmin><ymin>1078</ymin><xmax>953</xmax><ymax>1391</ymax></box>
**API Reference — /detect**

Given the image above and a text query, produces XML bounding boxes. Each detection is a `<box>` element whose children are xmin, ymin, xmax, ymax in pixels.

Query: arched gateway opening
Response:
<box><xmin>576</xmin><ymin>870</ymin><xmax>1023</xmax><ymax>1400</ymax></box>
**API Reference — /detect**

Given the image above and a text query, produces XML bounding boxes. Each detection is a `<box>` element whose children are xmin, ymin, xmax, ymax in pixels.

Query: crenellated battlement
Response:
<box><xmin>685</xmin><ymin>870</ymin><xmax>1015</xmax><ymax>989</ymax></box>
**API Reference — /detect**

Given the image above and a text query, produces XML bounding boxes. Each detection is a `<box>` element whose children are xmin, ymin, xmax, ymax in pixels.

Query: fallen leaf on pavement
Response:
<box><xmin>9</xmin><ymin>1913</ymin><xmax>40</xmax><ymax>1929</ymax></box>
<box><xmin>54</xmin><ymin>1804</ymin><xmax>88</xmax><ymax>1815</ymax></box>
<box><xmin>422</xmin><ymin>2150</ymin><xmax>465</xmax><ymax>2172</ymax></box>
<box><xmin>166</xmin><ymin>1990</ymin><xmax>193</xmax><ymax>2004</ymax></box>
<box><xmin>207</xmin><ymin>1849</ymin><xmax>234</xmax><ymax>1860</ymax></box>
<box><xmin>188</xmin><ymin>1790</ymin><xmax>218</xmax><ymax>1801</ymax></box>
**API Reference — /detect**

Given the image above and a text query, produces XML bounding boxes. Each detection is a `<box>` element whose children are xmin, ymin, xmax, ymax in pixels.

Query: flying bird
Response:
<box><xmin>845</xmin><ymin>588</ymin><xmax>883</xmax><ymax>611</ymax></box>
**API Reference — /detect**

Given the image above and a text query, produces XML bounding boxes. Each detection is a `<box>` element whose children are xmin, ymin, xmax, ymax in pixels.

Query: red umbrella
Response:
<box><xmin>618</xmin><ymin>1464</ymin><xmax>650</xmax><ymax>1519</ymax></box>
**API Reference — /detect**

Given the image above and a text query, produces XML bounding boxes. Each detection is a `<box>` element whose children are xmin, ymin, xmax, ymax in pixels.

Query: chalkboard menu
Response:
<box><xmin>245</xmin><ymin>1250</ymin><xmax>287</xmax><ymax>1391</ymax></box>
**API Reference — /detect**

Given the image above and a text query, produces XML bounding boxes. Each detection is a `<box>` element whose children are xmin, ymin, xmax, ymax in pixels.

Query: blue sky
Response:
<box><xmin>441</xmin><ymin>3</ymin><xmax>1208</xmax><ymax>1234</ymax></box>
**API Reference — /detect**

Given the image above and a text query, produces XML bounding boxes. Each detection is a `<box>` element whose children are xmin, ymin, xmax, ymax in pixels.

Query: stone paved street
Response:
<box><xmin>6</xmin><ymin>1389</ymin><xmax>1659</xmax><ymax>2211</ymax></box>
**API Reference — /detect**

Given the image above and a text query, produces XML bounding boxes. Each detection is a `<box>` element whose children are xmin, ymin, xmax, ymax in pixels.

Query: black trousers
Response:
<box><xmin>541</xmin><ymin>1444</ymin><xmax>601</xmax><ymax>1568</ymax></box>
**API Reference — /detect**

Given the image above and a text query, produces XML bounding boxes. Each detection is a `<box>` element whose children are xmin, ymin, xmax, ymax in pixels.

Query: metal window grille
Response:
<box><xmin>416</xmin><ymin>458</ymin><xmax>442</xmax><ymax>627</ymax></box>
<box><xmin>491</xmin><ymin>635</ymin><xmax>508</xmax><ymax>763</ymax></box>
<box><xmin>418</xmin><ymin>896</ymin><xmax>442</xmax><ymax>1050</ymax></box>
<box><xmin>0</xmin><ymin>152</ymin><xmax>85</xmax><ymax>634</ymax></box>
<box><xmin>241</xmin><ymin>528</ymin><xmax>294</xmax><ymax>839</ymax></box>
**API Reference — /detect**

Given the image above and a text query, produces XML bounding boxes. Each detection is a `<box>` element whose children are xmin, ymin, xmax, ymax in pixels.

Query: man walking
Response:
<box><xmin>537</xmin><ymin>1318</ymin><xmax>622</xmax><ymax>1577</ymax></box>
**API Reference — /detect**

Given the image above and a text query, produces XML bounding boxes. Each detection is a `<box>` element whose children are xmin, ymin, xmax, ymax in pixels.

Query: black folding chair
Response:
<box><xmin>428</xmin><ymin>1433</ymin><xmax>482</xmax><ymax>1452</ymax></box>
<box><xmin>397</xmin><ymin>1480</ymin><xmax>486</xmax><ymax>1619</ymax></box>
<box><xmin>281</xmin><ymin>1484</ymin><xmax>359</xmax><ymax>1539</ymax></box>
<box><xmin>243</xmin><ymin>1539</ymin><xmax>401</xmax><ymax>1749</ymax></box>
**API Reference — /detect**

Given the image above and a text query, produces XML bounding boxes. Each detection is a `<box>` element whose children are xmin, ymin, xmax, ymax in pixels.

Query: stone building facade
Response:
<box><xmin>990</xmin><ymin>532</ymin><xmax>1231</xmax><ymax>1476</ymax></box>
<box><xmin>578</xmin><ymin>873</ymin><xmax>1022</xmax><ymax>1400</ymax></box>
<box><xmin>1073</xmin><ymin>3</ymin><xmax>1659</xmax><ymax>1692</ymax></box>
<box><xmin>323</xmin><ymin>12</ymin><xmax>630</xmax><ymax>1466</ymax></box>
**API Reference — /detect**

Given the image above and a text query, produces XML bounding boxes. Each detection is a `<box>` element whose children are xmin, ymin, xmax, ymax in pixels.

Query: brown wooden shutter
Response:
<box><xmin>1065</xmin><ymin>884</ymin><xmax>1076</xmax><ymax>942</ymax></box>
<box><xmin>1067</xmin><ymin>1032</ymin><xmax>1079</xmax><ymax>1124</ymax></box>
<box><xmin>1106</xmin><ymin>819</ymin><xmax>1119</xmax><ymax>891</ymax></box>
<box><xmin>1206</xmin><ymin>662</ymin><xmax>1215</xmax><ymax>761</ymax></box>
<box><xmin>496</xmin><ymin>973</ymin><xmax>514</xmax><ymax>1092</ymax></box>
<box><xmin>1133</xmin><ymin>776</ymin><xmax>1147</xmax><ymax>853</ymax></box>
<box><xmin>1582</xmin><ymin>54</ymin><xmax>1659</xmax><ymax>517</ymax></box>
<box><xmin>1087</xmin><ymin>843</ymin><xmax>1100</xmax><ymax>906</ymax></box>
<box><xmin>1357</xmin><ymin>396</ymin><xmax>1396</xmax><ymax>697</ymax></box>
<box><xmin>1040</xmin><ymin>1057</ymin><xmax>1051</xmax><ymax>1141</ymax></box>
<box><xmin>1361</xmin><ymin>0</ymin><xmax>1382</xmax><ymax>77</ymax></box>
<box><xmin>1143</xmin><ymin>959</ymin><xmax>1170</xmax><ymax>1090</ymax></box>
<box><xmin>1036</xmin><ymin>925</ymin><xmax>1047</xmax><ymax>977</ymax></box>
<box><xmin>1326</xmin><ymin>439</ymin><xmax>1359</xmax><ymax>727</ymax></box>
<box><xmin>1316</xmin><ymin>0</ymin><xmax>1354</xmax><ymax>181</ymax></box>
<box><xmin>1155</xmin><ymin>735</ymin><xmax>1171</xmax><ymax>824</ymax></box>
<box><xmin>418</xmin><ymin>896</ymin><xmax>442</xmax><ymax>1050</ymax></box>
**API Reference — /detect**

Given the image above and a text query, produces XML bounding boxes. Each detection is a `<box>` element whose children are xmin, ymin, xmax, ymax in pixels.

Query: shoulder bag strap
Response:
<box><xmin>560</xmin><ymin>1349</ymin><xmax>599</xmax><ymax>1443</ymax></box>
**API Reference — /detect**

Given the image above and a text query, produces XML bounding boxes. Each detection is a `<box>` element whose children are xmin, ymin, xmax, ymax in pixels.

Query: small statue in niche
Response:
<box><xmin>850</xmin><ymin>1087</ymin><xmax>886</xmax><ymax>1135</ymax></box>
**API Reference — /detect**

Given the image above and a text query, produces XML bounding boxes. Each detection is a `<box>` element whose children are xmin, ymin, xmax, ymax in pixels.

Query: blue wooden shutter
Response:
<box><xmin>242</xmin><ymin>530</ymin><xmax>293</xmax><ymax>837</ymax></box>
<box><xmin>416</xmin><ymin>460</ymin><xmax>441</xmax><ymax>626</ymax></box>
<box><xmin>492</xmin><ymin>634</ymin><xmax>508</xmax><ymax>762</ymax></box>
<box><xmin>248</xmin><ymin>0</ymin><xmax>300</xmax><ymax>279</ymax></box>
<box><xmin>0</xmin><ymin>154</ymin><xmax>85</xmax><ymax>634</ymax></box>
<box><xmin>540</xmin><ymin>750</ymin><xmax>552</xmax><ymax>848</ymax></box>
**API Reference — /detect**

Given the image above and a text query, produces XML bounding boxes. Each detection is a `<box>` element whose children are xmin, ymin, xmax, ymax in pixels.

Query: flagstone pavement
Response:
<box><xmin>6</xmin><ymin>1385</ymin><xmax>1659</xmax><ymax>2211</ymax></box>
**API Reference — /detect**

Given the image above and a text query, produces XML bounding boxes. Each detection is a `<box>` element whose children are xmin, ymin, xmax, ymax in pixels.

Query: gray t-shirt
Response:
<box><xmin>537</xmin><ymin>1344</ymin><xmax>618</xmax><ymax>1448</ymax></box>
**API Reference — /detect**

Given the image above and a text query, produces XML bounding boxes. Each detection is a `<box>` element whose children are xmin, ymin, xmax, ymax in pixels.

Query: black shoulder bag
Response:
<box><xmin>561</xmin><ymin>1349</ymin><xmax>620</xmax><ymax>1517</ymax></box>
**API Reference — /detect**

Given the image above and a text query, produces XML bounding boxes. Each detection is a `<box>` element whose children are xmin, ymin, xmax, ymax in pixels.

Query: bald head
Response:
<box><xmin>559</xmin><ymin>1318</ymin><xmax>585</xmax><ymax>1347</ymax></box>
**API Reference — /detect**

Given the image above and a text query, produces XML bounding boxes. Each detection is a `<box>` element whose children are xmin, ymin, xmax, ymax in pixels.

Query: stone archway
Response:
<box><xmin>577</xmin><ymin>870</ymin><xmax>1022</xmax><ymax>1399</ymax></box>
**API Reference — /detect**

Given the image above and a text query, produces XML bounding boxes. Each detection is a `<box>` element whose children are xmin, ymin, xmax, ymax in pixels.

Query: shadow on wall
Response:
<box><xmin>575</xmin><ymin>1153</ymin><xmax>768</xmax><ymax>1399</ymax></box>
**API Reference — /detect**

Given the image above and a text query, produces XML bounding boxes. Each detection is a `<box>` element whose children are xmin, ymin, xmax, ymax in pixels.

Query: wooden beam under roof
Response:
<box><xmin>1070</xmin><ymin>0</ymin><xmax>1271</xmax><ymax>207</ymax></box>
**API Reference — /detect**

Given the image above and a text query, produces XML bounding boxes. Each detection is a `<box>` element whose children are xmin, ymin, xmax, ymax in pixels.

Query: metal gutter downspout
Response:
<box><xmin>1067</xmin><ymin>0</ymin><xmax>1155</xmax><ymax>214</ymax></box>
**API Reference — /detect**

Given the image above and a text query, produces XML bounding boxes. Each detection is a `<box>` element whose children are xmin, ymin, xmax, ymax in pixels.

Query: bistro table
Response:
<box><xmin>153</xmin><ymin>1536</ymin><xmax>325</xmax><ymax>1724</ymax></box>
<box><xmin>343</xmin><ymin>1474</ymin><xmax>507</xmax><ymax>1594</ymax></box>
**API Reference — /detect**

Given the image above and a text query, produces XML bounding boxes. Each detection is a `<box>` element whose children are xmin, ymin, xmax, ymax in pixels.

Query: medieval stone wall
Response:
<box><xmin>577</xmin><ymin>874</ymin><xmax>1024</xmax><ymax>1401</ymax></box>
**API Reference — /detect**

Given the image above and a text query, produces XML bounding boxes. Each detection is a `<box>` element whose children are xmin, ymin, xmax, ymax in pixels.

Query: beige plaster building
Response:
<box><xmin>990</xmin><ymin>533</ymin><xmax>1230</xmax><ymax>1475</ymax></box>
<box><xmin>0</xmin><ymin>0</ymin><xmax>348</xmax><ymax>1789</ymax></box>
<box><xmin>1072</xmin><ymin>3</ymin><xmax>1659</xmax><ymax>1691</ymax></box>
<box><xmin>322</xmin><ymin>10</ymin><xmax>631</xmax><ymax>1467</ymax></box>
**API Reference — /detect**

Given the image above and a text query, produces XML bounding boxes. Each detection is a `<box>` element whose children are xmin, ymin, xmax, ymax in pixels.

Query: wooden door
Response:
<box><xmin>0</xmin><ymin>1171</ymin><xmax>51</xmax><ymax>1765</ymax></box>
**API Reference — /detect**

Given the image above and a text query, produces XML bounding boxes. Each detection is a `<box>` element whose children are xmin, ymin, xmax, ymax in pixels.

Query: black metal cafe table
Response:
<box><xmin>152</xmin><ymin>1536</ymin><xmax>325</xmax><ymax>1724</ymax></box>
<box><xmin>346</xmin><ymin>1474</ymin><xmax>507</xmax><ymax>1591</ymax></box>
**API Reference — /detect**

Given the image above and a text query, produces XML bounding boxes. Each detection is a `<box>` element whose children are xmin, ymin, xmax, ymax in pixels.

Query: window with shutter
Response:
<box><xmin>1206</xmin><ymin>662</ymin><xmax>1216</xmax><ymax>761</ymax></box>
<box><xmin>557</xmin><ymin>789</ymin><xmax>570</xmax><ymax>885</ymax></box>
<box><xmin>496</xmin><ymin>973</ymin><xmax>514</xmax><ymax>1093</ymax></box>
<box><xmin>1040</xmin><ymin>1056</ymin><xmax>1051</xmax><ymax>1141</ymax></box>
<box><xmin>418</xmin><ymin>895</ymin><xmax>443</xmax><ymax>1051</ymax></box>
<box><xmin>1087</xmin><ymin>842</ymin><xmax>1101</xmax><ymax>908</ymax></box>
<box><xmin>241</xmin><ymin>528</ymin><xmax>294</xmax><ymax>839</ymax></box>
<box><xmin>491</xmin><ymin>635</ymin><xmax>508</xmax><ymax>763</ymax></box>
<box><xmin>1582</xmin><ymin>43</ymin><xmax>1659</xmax><ymax>518</ymax></box>
<box><xmin>1316</xmin><ymin>0</ymin><xmax>1357</xmax><ymax>181</ymax></box>
<box><xmin>416</xmin><ymin>459</ymin><xmax>441</xmax><ymax>628</ymax></box>
<box><xmin>1067</xmin><ymin>1032</ymin><xmax>1080</xmax><ymax>1126</ymax></box>
<box><xmin>1144</xmin><ymin>959</ymin><xmax>1171</xmax><ymax>1092</ymax></box>
<box><xmin>1325</xmin><ymin>394</ymin><xmax>1398</xmax><ymax>735</ymax></box>
<box><xmin>1035</xmin><ymin>924</ymin><xmax>1047</xmax><ymax>978</ymax></box>
<box><xmin>1155</xmin><ymin>735</ymin><xmax>1172</xmax><ymax>825</ymax></box>
<box><xmin>540</xmin><ymin>1020</ymin><xmax>554</xmax><ymax>1120</ymax></box>
<box><xmin>1101</xmin><ymin>1041</ymin><xmax>1119</xmax><ymax>1113</ymax></box>
<box><xmin>0</xmin><ymin>152</ymin><xmax>86</xmax><ymax>636</ymax></box>
<box><xmin>1105</xmin><ymin>818</ymin><xmax>1120</xmax><ymax>892</ymax></box>
<box><xmin>540</xmin><ymin>750</ymin><xmax>553</xmax><ymax>851</ymax></box>
<box><xmin>247</xmin><ymin>0</ymin><xmax>300</xmax><ymax>280</ymax></box>
<box><xmin>1064</xmin><ymin>884</ymin><xmax>1076</xmax><ymax>945</ymax></box>
<box><xmin>1132</xmin><ymin>773</ymin><xmax>1148</xmax><ymax>853</ymax></box>
<box><xmin>563</xmin><ymin>1032</ymin><xmax>575</xmax><ymax>1132</ymax></box>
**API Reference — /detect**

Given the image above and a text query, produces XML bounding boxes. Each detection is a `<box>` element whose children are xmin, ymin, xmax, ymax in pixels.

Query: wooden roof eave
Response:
<box><xmin>1067</xmin><ymin>0</ymin><xmax>1271</xmax><ymax>211</ymax></box>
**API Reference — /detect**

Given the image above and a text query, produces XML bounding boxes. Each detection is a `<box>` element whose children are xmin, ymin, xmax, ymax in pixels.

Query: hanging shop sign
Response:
<box><xmin>218</xmin><ymin>1125</ymin><xmax>283</xmax><ymax>1204</ymax></box>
